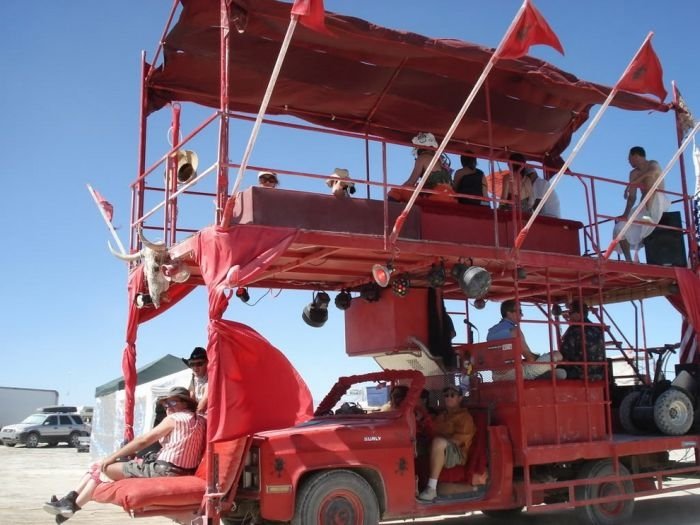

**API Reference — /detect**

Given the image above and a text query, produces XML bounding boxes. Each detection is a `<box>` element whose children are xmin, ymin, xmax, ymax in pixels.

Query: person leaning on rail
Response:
<box><xmin>486</xmin><ymin>299</ymin><xmax>566</xmax><ymax>381</ymax></box>
<box><xmin>42</xmin><ymin>387</ymin><xmax>206</xmax><ymax>523</ymax></box>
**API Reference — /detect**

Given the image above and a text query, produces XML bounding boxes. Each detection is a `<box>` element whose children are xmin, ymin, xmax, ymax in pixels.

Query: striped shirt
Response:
<box><xmin>157</xmin><ymin>411</ymin><xmax>206</xmax><ymax>469</ymax></box>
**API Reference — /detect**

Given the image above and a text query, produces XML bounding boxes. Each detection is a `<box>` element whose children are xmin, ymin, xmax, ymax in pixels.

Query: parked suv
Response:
<box><xmin>0</xmin><ymin>410</ymin><xmax>90</xmax><ymax>448</ymax></box>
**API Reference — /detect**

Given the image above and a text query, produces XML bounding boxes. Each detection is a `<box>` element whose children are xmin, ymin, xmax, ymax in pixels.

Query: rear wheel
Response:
<box><xmin>575</xmin><ymin>460</ymin><xmax>634</xmax><ymax>525</ymax></box>
<box><xmin>654</xmin><ymin>388</ymin><xmax>694</xmax><ymax>436</ymax></box>
<box><xmin>25</xmin><ymin>432</ymin><xmax>40</xmax><ymax>448</ymax></box>
<box><xmin>619</xmin><ymin>391</ymin><xmax>643</xmax><ymax>435</ymax></box>
<box><xmin>292</xmin><ymin>470</ymin><xmax>379</xmax><ymax>525</ymax></box>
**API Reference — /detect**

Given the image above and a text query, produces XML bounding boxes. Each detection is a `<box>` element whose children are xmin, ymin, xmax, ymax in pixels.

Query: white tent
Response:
<box><xmin>91</xmin><ymin>354</ymin><xmax>191</xmax><ymax>459</ymax></box>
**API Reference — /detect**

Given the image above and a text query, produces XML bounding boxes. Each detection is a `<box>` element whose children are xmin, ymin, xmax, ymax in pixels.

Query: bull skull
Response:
<box><xmin>108</xmin><ymin>229</ymin><xmax>172</xmax><ymax>308</ymax></box>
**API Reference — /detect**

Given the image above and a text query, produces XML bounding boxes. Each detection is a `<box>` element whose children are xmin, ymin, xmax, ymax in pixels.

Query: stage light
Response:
<box><xmin>452</xmin><ymin>263</ymin><xmax>492</xmax><ymax>298</ymax></box>
<box><xmin>474</xmin><ymin>298</ymin><xmax>486</xmax><ymax>310</ymax></box>
<box><xmin>516</xmin><ymin>267</ymin><xmax>527</xmax><ymax>280</ymax></box>
<box><xmin>335</xmin><ymin>290</ymin><xmax>352</xmax><ymax>310</ymax></box>
<box><xmin>236</xmin><ymin>287</ymin><xmax>250</xmax><ymax>303</ymax></box>
<box><xmin>372</xmin><ymin>263</ymin><xmax>394</xmax><ymax>288</ymax></box>
<box><xmin>392</xmin><ymin>275</ymin><xmax>410</xmax><ymax>297</ymax></box>
<box><xmin>302</xmin><ymin>292</ymin><xmax>331</xmax><ymax>328</ymax></box>
<box><xmin>427</xmin><ymin>263</ymin><xmax>446</xmax><ymax>288</ymax></box>
<box><xmin>359</xmin><ymin>283</ymin><xmax>381</xmax><ymax>303</ymax></box>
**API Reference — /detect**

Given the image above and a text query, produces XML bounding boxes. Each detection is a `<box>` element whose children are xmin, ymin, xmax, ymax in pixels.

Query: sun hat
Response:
<box><xmin>412</xmin><ymin>132</ymin><xmax>438</xmax><ymax>149</ymax></box>
<box><xmin>182</xmin><ymin>347</ymin><xmax>207</xmax><ymax>366</ymax></box>
<box><xmin>257</xmin><ymin>171</ymin><xmax>279</xmax><ymax>184</ymax></box>
<box><xmin>157</xmin><ymin>386</ymin><xmax>198</xmax><ymax>410</ymax></box>
<box><xmin>326</xmin><ymin>168</ymin><xmax>356</xmax><ymax>194</ymax></box>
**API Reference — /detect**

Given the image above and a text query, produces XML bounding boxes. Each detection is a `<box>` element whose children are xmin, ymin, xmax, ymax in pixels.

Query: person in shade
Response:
<box><xmin>43</xmin><ymin>387</ymin><xmax>206</xmax><ymax>523</ymax></box>
<box><xmin>453</xmin><ymin>155</ymin><xmax>488</xmax><ymax>206</ymax></box>
<box><xmin>560</xmin><ymin>300</ymin><xmax>606</xmax><ymax>380</ymax></box>
<box><xmin>183</xmin><ymin>346</ymin><xmax>208</xmax><ymax>414</ymax></box>
<box><xmin>403</xmin><ymin>132</ymin><xmax>453</xmax><ymax>191</ymax></box>
<box><xmin>257</xmin><ymin>171</ymin><xmax>279</xmax><ymax>188</ymax></box>
<box><xmin>500</xmin><ymin>153</ymin><xmax>534</xmax><ymax>212</ymax></box>
<box><xmin>417</xmin><ymin>384</ymin><xmax>475</xmax><ymax>502</ymax></box>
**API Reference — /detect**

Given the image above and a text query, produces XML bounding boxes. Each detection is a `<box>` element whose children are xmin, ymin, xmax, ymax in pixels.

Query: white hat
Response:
<box><xmin>411</xmin><ymin>132</ymin><xmax>438</xmax><ymax>149</ymax></box>
<box><xmin>326</xmin><ymin>168</ymin><xmax>352</xmax><ymax>187</ymax></box>
<box><xmin>257</xmin><ymin>171</ymin><xmax>279</xmax><ymax>184</ymax></box>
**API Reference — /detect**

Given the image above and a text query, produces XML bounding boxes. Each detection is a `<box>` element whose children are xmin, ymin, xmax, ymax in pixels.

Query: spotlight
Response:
<box><xmin>302</xmin><ymin>292</ymin><xmax>331</xmax><ymax>328</ymax></box>
<box><xmin>359</xmin><ymin>283</ymin><xmax>381</xmax><ymax>303</ymax></box>
<box><xmin>392</xmin><ymin>275</ymin><xmax>410</xmax><ymax>297</ymax></box>
<box><xmin>335</xmin><ymin>290</ymin><xmax>352</xmax><ymax>310</ymax></box>
<box><xmin>427</xmin><ymin>263</ymin><xmax>446</xmax><ymax>288</ymax></box>
<box><xmin>372</xmin><ymin>262</ymin><xmax>394</xmax><ymax>288</ymax></box>
<box><xmin>474</xmin><ymin>298</ymin><xmax>486</xmax><ymax>310</ymax></box>
<box><xmin>134</xmin><ymin>293</ymin><xmax>153</xmax><ymax>309</ymax></box>
<box><xmin>516</xmin><ymin>267</ymin><xmax>527</xmax><ymax>280</ymax></box>
<box><xmin>452</xmin><ymin>264</ymin><xmax>492</xmax><ymax>299</ymax></box>
<box><xmin>236</xmin><ymin>287</ymin><xmax>250</xmax><ymax>303</ymax></box>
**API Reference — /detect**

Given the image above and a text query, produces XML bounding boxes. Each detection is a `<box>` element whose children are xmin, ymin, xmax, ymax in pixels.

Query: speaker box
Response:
<box><xmin>643</xmin><ymin>211</ymin><xmax>687</xmax><ymax>267</ymax></box>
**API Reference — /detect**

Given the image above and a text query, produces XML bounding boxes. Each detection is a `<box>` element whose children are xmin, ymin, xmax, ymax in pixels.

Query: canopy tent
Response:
<box><xmin>146</xmin><ymin>0</ymin><xmax>669</xmax><ymax>167</ymax></box>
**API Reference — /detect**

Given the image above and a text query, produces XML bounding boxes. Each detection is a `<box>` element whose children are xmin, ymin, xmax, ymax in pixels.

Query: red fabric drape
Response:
<box><xmin>669</xmin><ymin>268</ymin><xmax>700</xmax><ymax>365</ymax></box>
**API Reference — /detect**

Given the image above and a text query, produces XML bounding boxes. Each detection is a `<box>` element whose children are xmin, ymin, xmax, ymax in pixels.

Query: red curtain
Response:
<box><xmin>668</xmin><ymin>268</ymin><xmax>700</xmax><ymax>365</ymax></box>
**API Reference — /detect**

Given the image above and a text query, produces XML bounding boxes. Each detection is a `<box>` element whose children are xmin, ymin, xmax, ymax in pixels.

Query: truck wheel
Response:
<box><xmin>481</xmin><ymin>507</ymin><xmax>524</xmax><ymax>519</ymax></box>
<box><xmin>575</xmin><ymin>460</ymin><xmax>633</xmax><ymax>525</ymax></box>
<box><xmin>292</xmin><ymin>470</ymin><xmax>379</xmax><ymax>525</ymax></box>
<box><xmin>619</xmin><ymin>391</ymin><xmax>643</xmax><ymax>434</ymax></box>
<box><xmin>654</xmin><ymin>388</ymin><xmax>694</xmax><ymax>436</ymax></box>
<box><xmin>25</xmin><ymin>433</ymin><xmax>40</xmax><ymax>448</ymax></box>
<box><xmin>69</xmin><ymin>432</ymin><xmax>81</xmax><ymax>448</ymax></box>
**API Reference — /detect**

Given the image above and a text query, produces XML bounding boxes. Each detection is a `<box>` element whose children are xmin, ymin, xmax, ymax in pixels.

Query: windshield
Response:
<box><xmin>21</xmin><ymin>414</ymin><xmax>46</xmax><ymax>425</ymax></box>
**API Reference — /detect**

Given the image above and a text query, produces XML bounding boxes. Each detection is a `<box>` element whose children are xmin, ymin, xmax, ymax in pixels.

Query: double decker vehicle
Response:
<box><xmin>92</xmin><ymin>1</ymin><xmax>700</xmax><ymax>524</ymax></box>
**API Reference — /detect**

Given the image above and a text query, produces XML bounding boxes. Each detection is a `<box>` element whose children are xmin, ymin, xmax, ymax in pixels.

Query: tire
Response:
<box><xmin>69</xmin><ymin>432</ymin><xmax>81</xmax><ymax>448</ymax></box>
<box><xmin>482</xmin><ymin>507</ymin><xmax>524</xmax><ymax>519</ymax></box>
<box><xmin>654</xmin><ymin>388</ymin><xmax>694</xmax><ymax>436</ymax></box>
<box><xmin>619</xmin><ymin>391</ymin><xmax>643</xmax><ymax>435</ymax></box>
<box><xmin>575</xmin><ymin>460</ymin><xmax>634</xmax><ymax>525</ymax></box>
<box><xmin>292</xmin><ymin>470</ymin><xmax>379</xmax><ymax>525</ymax></box>
<box><xmin>25</xmin><ymin>432</ymin><xmax>40</xmax><ymax>448</ymax></box>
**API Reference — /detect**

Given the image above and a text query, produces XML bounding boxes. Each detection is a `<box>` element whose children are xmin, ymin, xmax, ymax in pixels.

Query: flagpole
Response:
<box><xmin>388</xmin><ymin>0</ymin><xmax>529</xmax><ymax>246</ymax></box>
<box><xmin>513</xmin><ymin>32</ymin><xmax>654</xmax><ymax>251</ymax></box>
<box><xmin>220</xmin><ymin>15</ymin><xmax>299</xmax><ymax>227</ymax></box>
<box><xmin>87</xmin><ymin>184</ymin><xmax>127</xmax><ymax>255</ymax></box>
<box><xmin>602</xmin><ymin>120</ymin><xmax>700</xmax><ymax>260</ymax></box>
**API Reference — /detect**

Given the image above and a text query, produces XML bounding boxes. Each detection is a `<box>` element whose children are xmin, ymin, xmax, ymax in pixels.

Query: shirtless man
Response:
<box><xmin>615</xmin><ymin>146</ymin><xmax>667</xmax><ymax>262</ymax></box>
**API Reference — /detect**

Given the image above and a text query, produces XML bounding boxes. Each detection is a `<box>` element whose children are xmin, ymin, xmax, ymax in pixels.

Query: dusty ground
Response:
<box><xmin>2</xmin><ymin>443</ymin><xmax>700</xmax><ymax>524</ymax></box>
<box><xmin>0</xmin><ymin>444</ymin><xmax>174</xmax><ymax>525</ymax></box>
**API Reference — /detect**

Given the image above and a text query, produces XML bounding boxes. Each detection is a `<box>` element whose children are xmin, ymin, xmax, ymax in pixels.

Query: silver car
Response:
<box><xmin>0</xmin><ymin>412</ymin><xmax>90</xmax><ymax>448</ymax></box>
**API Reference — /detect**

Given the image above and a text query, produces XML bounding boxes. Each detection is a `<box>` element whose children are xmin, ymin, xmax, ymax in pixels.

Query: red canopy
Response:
<box><xmin>146</xmin><ymin>0</ymin><xmax>668</xmax><ymax>166</ymax></box>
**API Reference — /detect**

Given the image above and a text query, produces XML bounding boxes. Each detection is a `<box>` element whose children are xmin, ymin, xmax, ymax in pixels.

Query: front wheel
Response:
<box><xmin>575</xmin><ymin>460</ymin><xmax>634</xmax><ymax>525</ymax></box>
<box><xmin>25</xmin><ymin>432</ymin><xmax>40</xmax><ymax>448</ymax></box>
<box><xmin>654</xmin><ymin>388</ymin><xmax>694</xmax><ymax>436</ymax></box>
<box><xmin>69</xmin><ymin>432</ymin><xmax>82</xmax><ymax>448</ymax></box>
<box><xmin>292</xmin><ymin>470</ymin><xmax>379</xmax><ymax>525</ymax></box>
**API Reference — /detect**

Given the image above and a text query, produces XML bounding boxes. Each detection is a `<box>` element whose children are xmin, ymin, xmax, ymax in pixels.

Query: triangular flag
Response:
<box><xmin>499</xmin><ymin>0</ymin><xmax>564</xmax><ymax>59</ymax></box>
<box><xmin>675</xmin><ymin>85</ymin><xmax>696</xmax><ymax>138</ymax></box>
<box><xmin>93</xmin><ymin>188</ymin><xmax>114</xmax><ymax>222</ymax></box>
<box><xmin>291</xmin><ymin>0</ymin><xmax>331</xmax><ymax>35</ymax></box>
<box><xmin>617</xmin><ymin>37</ymin><xmax>667</xmax><ymax>102</ymax></box>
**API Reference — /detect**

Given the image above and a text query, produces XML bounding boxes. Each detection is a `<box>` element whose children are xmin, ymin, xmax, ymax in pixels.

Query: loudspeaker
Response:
<box><xmin>643</xmin><ymin>211</ymin><xmax>687</xmax><ymax>267</ymax></box>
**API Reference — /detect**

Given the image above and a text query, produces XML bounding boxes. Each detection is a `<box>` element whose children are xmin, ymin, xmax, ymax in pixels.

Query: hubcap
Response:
<box><xmin>598</xmin><ymin>482</ymin><xmax>625</xmax><ymax>516</ymax></box>
<box><xmin>669</xmin><ymin>400</ymin><xmax>689</xmax><ymax>422</ymax></box>
<box><xmin>318</xmin><ymin>490</ymin><xmax>364</xmax><ymax>525</ymax></box>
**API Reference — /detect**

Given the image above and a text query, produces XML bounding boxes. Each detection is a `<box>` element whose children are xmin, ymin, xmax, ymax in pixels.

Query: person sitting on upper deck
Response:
<box><xmin>257</xmin><ymin>171</ymin><xmax>279</xmax><ymax>188</ymax></box>
<box><xmin>524</xmin><ymin>166</ymin><xmax>561</xmax><ymax>218</ymax></box>
<box><xmin>453</xmin><ymin>155</ymin><xmax>488</xmax><ymax>206</ymax></box>
<box><xmin>42</xmin><ymin>387</ymin><xmax>206</xmax><ymax>523</ymax></box>
<box><xmin>182</xmin><ymin>347</ymin><xmax>208</xmax><ymax>414</ymax></box>
<box><xmin>402</xmin><ymin>132</ymin><xmax>453</xmax><ymax>194</ymax></box>
<box><xmin>417</xmin><ymin>385</ymin><xmax>475</xmax><ymax>502</ymax></box>
<box><xmin>486</xmin><ymin>300</ymin><xmax>566</xmax><ymax>381</ymax></box>
<box><xmin>612</xmin><ymin>146</ymin><xmax>671</xmax><ymax>262</ymax></box>
<box><xmin>560</xmin><ymin>300</ymin><xmax>605</xmax><ymax>381</ymax></box>
<box><xmin>500</xmin><ymin>153</ymin><xmax>534</xmax><ymax>212</ymax></box>
<box><xmin>326</xmin><ymin>167</ymin><xmax>356</xmax><ymax>198</ymax></box>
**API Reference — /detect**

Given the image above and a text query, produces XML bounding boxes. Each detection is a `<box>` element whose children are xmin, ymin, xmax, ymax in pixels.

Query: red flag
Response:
<box><xmin>617</xmin><ymin>38</ymin><xmax>667</xmax><ymax>102</ymax></box>
<box><xmin>93</xmin><ymin>188</ymin><xmax>114</xmax><ymax>222</ymax></box>
<box><xmin>291</xmin><ymin>0</ymin><xmax>330</xmax><ymax>34</ymax></box>
<box><xmin>207</xmin><ymin>319</ymin><xmax>313</xmax><ymax>442</ymax></box>
<box><xmin>499</xmin><ymin>0</ymin><xmax>564</xmax><ymax>59</ymax></box>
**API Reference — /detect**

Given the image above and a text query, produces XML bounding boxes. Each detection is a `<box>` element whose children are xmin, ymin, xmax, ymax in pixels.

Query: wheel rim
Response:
<box><xmin>70</xmin><ymin>434</ymin><xmax>80</xmax><ymax>447</ymax></box>
<box><xmin>597</xmin><ymin>481</ymin><xmax>626</xmax><ymax>517</ymax></box>
<box><xmin>667</xmin><ymin>399</ymin><xmax>690</xmax><ymax>424</ymax></box>
<box><xmin>27</xmin><ymin>435</ymin><xmax>38</xmax><ymax>447</ymax></box>
<box><xmin>317</xmin><ymin>489</ymin><xmax>365</xmax><ymax>525</ymax></box>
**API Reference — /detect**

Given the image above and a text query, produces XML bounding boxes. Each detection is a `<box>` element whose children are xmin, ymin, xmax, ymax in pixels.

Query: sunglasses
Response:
<box><xmin>161</xmin><ymin>400</ymin><xmax>179</xmax><ymax>408</ymax></box>
<box><xmin>189</xmin><ymin>361</ymin><xmax>206</xmax><ymax>368</ymax></box>
<box><xmin>260</xmin><ymin>177</ymin><xmax>277</xmax><ymax>183</ymax></box>
<box><xmin>443</xmin><ymin>392</ymin><xmax>460</xmax><ymax>398</ymax></box>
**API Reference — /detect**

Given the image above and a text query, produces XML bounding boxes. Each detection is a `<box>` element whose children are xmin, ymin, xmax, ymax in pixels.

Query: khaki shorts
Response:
<box><xmin>444</xmin><ymin>441</ymin><xmax>465</xmax><ymax>469</ymax></box>
<box><xmin>121</xmin><ymin>459</ymin><xmax>186</xmax><ymax>478</ymax></box>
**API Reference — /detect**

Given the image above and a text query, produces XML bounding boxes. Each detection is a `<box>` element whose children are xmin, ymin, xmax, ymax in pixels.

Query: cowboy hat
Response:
<box><xmin>182</xmin><ymin>347</ymin><xmax>207</xmax><ymax>366</ymax></box>
<box><xmin>326</xmin><ymin>168</ymin><xmax>356</xmax><ymax>194</ymax></box>
<box><xmin>411</xmin><ymin>132</ymin><xmax>438</xmax><ymax>149</ymax></box>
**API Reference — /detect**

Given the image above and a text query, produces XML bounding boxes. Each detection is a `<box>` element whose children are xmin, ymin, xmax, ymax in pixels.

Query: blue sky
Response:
<box><xmin>2</xmin><ymin>1</ymin><xmax>699</xmax><ymax>406</ymax></box>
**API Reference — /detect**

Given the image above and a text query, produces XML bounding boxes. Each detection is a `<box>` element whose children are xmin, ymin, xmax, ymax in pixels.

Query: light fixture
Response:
<box><xmin>474</xmin><ymin>298</ymin><xmax>486</xmax><ymax>310</ymax></box>
<box><xmin>372</xmin><ymin>262</ymin><xmax>394</xmax><ymax>288</ymax></box>
<box><xmin>236</xmin><ymin>287</ymin><xmax>250</xmax><ymax>303</ymax></box>
<box><xmin>392</xmin><ymin>275</ymin><xmax>410</xmax><ymax>297</ymax></box>
<box><xmin>135</xmin><ymin>293</ymin><xmax>153</xmax><ymax>309</ymax></box>
<box><xmin>335</xmin><ymin>290</ymin><xmax>352</xmax><ymax>310</ymax></box>
<box><xmin>359</xmin><ymin>283</ymin><xmax>381</xmax><ymax>303</ymax></box>
<box><xmin>302</xmin><ymin>292</ymin><xmax>331</xmax><ymax>328</ymax></box>
<box><xmin>171</xmin><ymin>150</ymin><xmax>199</xmax><ymax>184</ymax></box>
<box><xmin>427</xmin><ymin>263</ymin><xmax>446</xmax><ymax>288</ymax></box>
<box><xmin>452</xmin><ymin>263</ymin><xmax>492</xmax><ymax>298</ymax></box>
<box><xmin>516</xmin><ymin>267</ymin><xmax>527</xmax><ymax>280</ymax></box>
